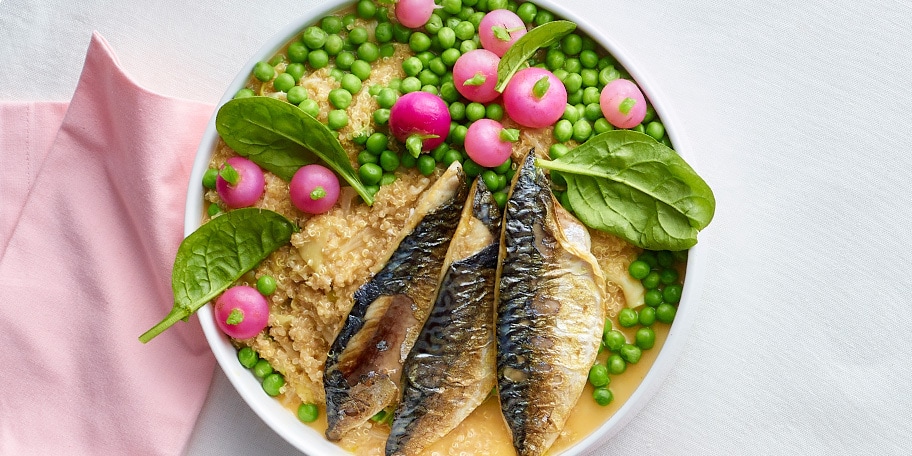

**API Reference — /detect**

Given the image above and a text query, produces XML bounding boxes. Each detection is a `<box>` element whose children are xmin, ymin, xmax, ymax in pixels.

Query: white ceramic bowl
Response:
<box><xmin>185</xmin><ymin>1</ymin><xmax>706</xmax><ymax>454</ymax></box>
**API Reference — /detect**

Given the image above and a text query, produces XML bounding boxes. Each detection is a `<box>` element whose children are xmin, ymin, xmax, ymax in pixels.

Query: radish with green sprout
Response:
<box><xmin>453</xmin><ymin>49</ymin><xmax>501</xmax><ymax>103</ymax></box>
<box><xmin>388</xmin><ymin>91</ymin><xmax>451</xmax><ymax>157</ymax></box>
<box><xmin>479</xmin><ymin>9</ymin><xmax>528</xmax><ymax>57</ymax></box>
<box><xmin>289</xmin><ymin>164</ymin><xmax>340</xmax><ymax>214</ymax></box>
<box><xmin>214</xmin><ymin>285</ymin><xmax>270</xmax><ymax>339</ymax></box>
<box><xmin>600</xmin><ymin>79</ymin><xmax>647</xmax><ymax>128</ymax></box>
<box><xmin>395</xmin><ymin>0</ymin><xmax>436</xmax><ymax>28</ymax></box>
<box><xmin>502</xmin><ymin>67</ymin><xmax>567</xmax><ymax>129</ymax></box>
<box><xmin>465</xmin><ymin>118</ymin><xmax>518</xmax><ymax>167</ymax></box>
<box><xmin>216</xmin><ymin>156</ymin><xmax>265</xmax><ymax>208</ymax></box>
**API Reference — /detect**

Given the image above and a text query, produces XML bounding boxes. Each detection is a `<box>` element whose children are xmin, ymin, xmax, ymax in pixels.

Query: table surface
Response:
<box><xmin>4</xmin><ymin>0</ymin><xmax>912</xmax><ymax>454</ymax></box>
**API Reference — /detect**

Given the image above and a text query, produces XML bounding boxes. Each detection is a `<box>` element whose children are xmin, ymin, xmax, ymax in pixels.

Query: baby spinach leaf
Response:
<box><xmin>537</xmin><ymin>130</ymin><xmax>715</xmax><ymax>251</ymax></box>
<box><xmin>139</xmin><ymin>208</ymin><xmax>297</xmax><ymax>343</ymax></box>
<box><xmin>495</xmin><ymin>20</ymin><xmax>576</xmax><ymax>92</ymax></box>
<box><xmin>216</xmin><ymin>96</ymin><xmax>374</xmax><ymax>205</ymax></box>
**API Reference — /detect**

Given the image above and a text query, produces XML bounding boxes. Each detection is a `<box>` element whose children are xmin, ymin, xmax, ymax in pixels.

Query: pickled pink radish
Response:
<box><xmin>502</xmin><ymin>67</ymin><xmax>567</xmax><ymax>129</ymax></box>
<box><xmin>478</xmin><ymin>9</ymin><xmax>527</xmax><ymax>57</ymax></box>
<box><xmin>289</xmin><ymin>164</ymin><xmax>340</xmax><ymax>214</ymax></box>
<box><xmin>389</xmin><ymin>91</ymin><xmax>451</xmax><ymax>154</ymax></box>
<box><xmin>600</xmin><ymin>79</ymin><xmax>647</xmax><ymax>129</ymax></box>
<box><xmin>214</xmin><ymin>285</ymin><xmax>269</xmax><ymax>340</ymax></box>
<box><xmin>453</xmin><ymin>49</ymin><xmax>501</xmax><ymax>103</ymax></box>
<box><xmin>216</xmin><ymin>156</ymin><xmax>265</xmax><ymax>208</ymax></box>
<box><xmin>395</xmin><ymin>0</ymin><xmax>436</xmax><ymax>28</ymax></box>
<box><xmin>465</xmin><ymin>119</ymin><xmax>516</xmax><ymax>167</ymax></box>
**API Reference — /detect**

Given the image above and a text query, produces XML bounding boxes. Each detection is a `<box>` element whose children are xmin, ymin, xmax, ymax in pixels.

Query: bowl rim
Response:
<box><xmin>184</xmin><ymin>1</ymin><xmax>706</xmax><ymax>454</ymax></box>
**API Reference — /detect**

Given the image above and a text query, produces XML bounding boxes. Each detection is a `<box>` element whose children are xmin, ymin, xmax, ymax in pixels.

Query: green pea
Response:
<box><xmin>545</xmin><ymin>48</ymin><xmax>565</xmax><ymax>71</ymax></box>
<box><xmin>487</xmin><ymin>0</ymin><xmax>507</xmax><ymax>10</ymax></box>
<box><xmin>380</xmin><ymin>172</ymin><xmax>397</xmax><ymax>186</ymax></box>
<box><xmin>351</xmin><ymin>60</ymin><xmax>372</xmax><ymax>80</ymax></box>
<box><xmin>349</xmin><ymin>26</ymin><xmax>369</xmax><ymax>45</ymax></box>
<box><xmin>663</xmin><ymin>284</ymin><xmax>683</xmax><ymax>304</ymax></box>
<box><xmin>202</xmin><ymin>168</ymin><xmax>218</xmax><ymax>189</ymax></box>
<box><xmin>640</xmin><ymin>272</ymin><xmax>660</xmax><ymax>291</ymax></box>
<box><xmin>392</xmin><ymin>23</ymin><xmax>412</xmax><ymax>43</ymax></box>
<box><xmin>618</xmin><ymin>308</ymin><xmax>638</xmax><ymax>328</ymax></box>
<box><xmin>270</xmin><ymin>73</ymin><xmax>293</xmax><ymax>92</ymax></box>
<box><xmin>579</xmin><ymin>49</ymin><xmax>599</xmax><ymax>69</ymax></box>
<box><xmin>644</xmin><ymin>289</ymin><xmax>664</xmax><ymax>307</ymax></box>
<box><xmin>619</xmin><ymin>344</ymin><xmax>642</xmax><ymax>364</ymax></box>
<box><xmin>373</xmin><ymin>108</ymin><xmax>391</xmax><ymax>125</ymax></box>
<box><xmin>466</xmin><ymin>102</ymin><xmax>486</xmax><ymax>122</ymax></box>
<box><xmin>593</xmin><ymin>387</ymin><xmax>614</xmax><ymax>406</ymax></box>
<box><xmin>253</xmin><ymin>61</ymin><xmax>275</xmax><ymax>82</ymax></box>
<box><xmin>553</xmin><ymin>119</ymin><xmax>573</xmax><ymax>143</ymax></box>
<box><xmin>572</xmin><ymin>119</ymin><xmax>592</xmax><ymax>142</ymax></box>
<box><xmin>329</xmin><ymin>68</ymin><xmax>344</xmax><ymax>81</ymax></box>
<box><xmin>357</xmin><ymin>150</ymin><xmax>379</xmax><ymax>166</ymax></box>
<box><xmin>369</xmin><ymin>22</ymin><xmax>392</xmax><ymax>43</ymax></box>
<box><xmin>606</xmin><ymin>354</ymin><xmax>626</xmax><ymax>375</ymax></box>
<box><xmin>636</xmin><ymin>327</ymin><xmax>656</xmax><ymax>350</ymax></box>
<box><xmin>233</xmin><ymin>88</ymin><xmax>255</xmax><ymax>99</ymax></box>
<box><xmin>298</xmin><ymin>99</ymin><xmax>320</xmax><ymax>117</ymax></box>
<box><xmin>439</xmin><ymin>82</ymin><xmax>460</xmax><ymax>103</ymax></box>
<box><xmin>357</xmin><ymin>0</ymin><xmax>376</xmax><ymax>18</ymax></box>
<box><xmin>564</xmin><ymin>58</ymin><xmax>583</xmax><ymax>74</ymax></box>
<box><xmin>549</xmin><ymin>143</ymin><xmax>569</xmax><ymax>159</ymax></box>
<box><xmin>418</xmin><ymin>69</ymin><xmax>440</xmax><ymax>87</ymax></box>
<box><xmin>400</xmin><ymin>152</ymin><xmax>417</xmax><ymax>168</ymax></box>
<box><xmin>409</xmin><ymin>32</ymin><xmax>432</xmax><ymax>52</ymax></box>
<box><xmin>363</xmin><ymin>133</ymin><xmax>386</xmax><ymax>154</ymax></box>
<box><xmin>646</xmin><ymin>121</ymin><xmax>666</xmax><ymax>141</ymax></box>
<box><xmin>442</xmin><ymin>149</ymin><xmax>463</xmax><ymax>167</ymax></box>
<box><xmin>583</xmin><ymin>104</ymin><xmax>602</xmax><ymax>123</ymax></box>
<box><xmin>581</xmin><ymin>68</ymin><xmax>599</xmax><ymax>88</ymax></box>
<box><xmin>441</xmin><ymin>0</ymin><xmax>462</xmax><ymax>14</ymax></box>
<box><xmin>486</xmin><ymin>103</ymin><xmax>504</xmax><ymax>120</ymax></box>
<box><xmin>327</xmin><ymin>109</ymin><xmax>348</xmax><ymax>130</ymax></box>
<box><xmin>660</xmin><ymin>268</ymin><xmax>679</xmax><ymax>285</ymax></box>
<box><xmin>438</xmin><ymin>26</ymin><xmax>457</xmax><ymax>49</ymax></box>
<box><xmin>599</xmin><ymin>66</ymin><xmax>621</xmax><ymax>87</ymax></box>
<box><xmin>400</xmin><ymin>76</ymin><xmax>422</xmax><ymax>93</ymax></box>
<box><xmin>492</xmin><ymin>158</ymin><xmax>512</xmax><ymax>174</ymax></box>
<box><xmin>463</xmin><ymin>159</ymin><xmax>484</xmax><ymax>177</ymax></box>
<box><xmin>287</xmin><ymin>42</ymin><xmax>309</xmax><ymax>64</ymax></box>
<box><xmin>429</xmin><ymin>58</ymin><xmax>448</xmax><ymax>77</ymax></box>
<box><xmin>592</xmin><ymin>118</ymin><xmax>612</xmax><ymax>134</ymax></box>
<box><xmin>468</xmin><ymin>11</ymin><xmax>486</xmax><ymax>29</ymax></box>
<box><xmin>492</xmin><ymin>191</ymin><xmax>508</xmax><ymax>208</ymax></box>
<box><xmin>379</xmin><ymin>150</ymin><xmax>400</xmax><ymax>171</ymax></box>
<box><xmin>454</xmin><ymin>21</ymin><xmax>476</xmax><ymax>40</ymax></box>
<box><xmin>603</xmin><ymin>329</ymin><xmax>626</xmax><ymax>352</ymax></box>
<box><xmin>328</xmin><ymin>88</ymin><xmax>352</xmax><ymax>109</ymax></box>
<box><xmin>320</xmin><ymin>15</ymin><xmax>342</xmax><ymax>34</ymax></box>
<box><xmin>379</xmin><ymin>43</ymin><xmax>396</xmax><ymax>58</ymax></box>
<box><xmin>297</xmin><ymin>403</ymin><xmax>319</xmax><ymax>423</ymax></box>
<box><xmin>307</xmin><ymin>49</ymin><xmax>329</xmax><ymax>69</ymax></box>
<box><xmin>207</xmin><ymin>204</ymin><xmax>220</xmax><ymax>217</ymax></box>
<box><xmin>441</xmin><ymin>48</ymin><xmax>461</xmax><ymax>67</ymax></box>
<box><xmin>358</xmin><ymin>42</ymin><xmax>380</xmax><ymax>63</ymax></box>
<box><xmin>359</xmin><ymin>163</ymin><xmax>384</xmax><ymax>185</ymax></box>
<box><xmin>656</xmin><ymin>303</ymin><xmax>677</xmax><ymax>324</ymax></box>
<box><xmin>374</xmin><ymin>88</ymin><xmax>396</xmax><ymax>109</ymax></box>
<box><xmin>459</xmin><ymin>39</ymin><xmax>478</xmax><ymax>54</ymax></box>
<box><xmin>449</xmin><ymin>101</ymin><xmax>466</xmax><ymax>121</ymax></box>
<box><xmin>432</xmin><ymin>143</ymin><xmax>449</xmax><ymax>162</ymax></box>
<box><xmin>516</xmin><ymin>1</ymin><xmax>537</xmax><ymax>22</ymax></box>
<box><xmin>561</xmin><ymin>33</ymin><xmax>583</xmax><ymax>55</ymax></box>
<box><xmin>256</xmin><ymin>275</ymin><xmax>277</xmax><ymax>296</ymax></box>
<box><xmin>639</xmin><ymin>306</ymin><xmax>657</xmax><ymax>327</ymax></box>
<box><xmin>628</xmin><ymin>260</ymin><xmax>651</xmax><ymax>279</ymax></box>
<box><xmin>417</xmin><ymin>155</ymin><xmax>437</xmax><ymax>176</ymax></box>
<box><xmin>426</xmin><ymin>14</ymin><xmax>444</xmax><ymax>34</ymax></box>
<box><xmin>449</xmin><ymin>124</ymin><xmax>467</xmax><ymax>145</ymax></box>
<box><xmin>402</xmin><ymin>56</ymin><xmax>423</xmax><ymax>76</ymax></box>
<box><xmin>324</xmin><ymin>34</ymin><xmax>344</xmax><ymax>56</ymax></box>
<box><xmin>253</xmin><ymin>359</ymin><xmax>273</xmax><ymax>379</ymax></box>
<box><xmin>567</xmin><ymin>88</ymin><xmax>583</xmax><ymax>105</ymax></box>
<box><xmin>588</xmin><ymin>363</ymin><xmax>610</xmax><ymax>388</ymax></box>
<box><xmin>481</xmin><ymin>170</ymin><xmax>502</xmax><ymax>192</ymax></box>
<box><xmin>237</xmin><ymin>347</ymin><xmax>258</xmax><ymax>369</ymax></box>
<box><xmin>262</xmin><ymin>373</ymin><xmax>285</xmax><ymax>397</ymax></box>
<box><xmin>563</xmin><ymin>73</ymin><xmax>582</xmax><ymax>93</ymax></box>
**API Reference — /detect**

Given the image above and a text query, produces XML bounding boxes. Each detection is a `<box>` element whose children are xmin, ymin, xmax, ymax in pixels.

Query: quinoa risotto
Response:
<box><xmin>171</xmin><ymin>0</ymin><xmax>708</xmax><ymax>454</ymax></box>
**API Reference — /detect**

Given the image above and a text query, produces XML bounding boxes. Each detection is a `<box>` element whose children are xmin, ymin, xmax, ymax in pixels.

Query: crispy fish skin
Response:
<box><xmin>497</xmin><ymin>150</ymin><xmax>607</xmax><ymax>456</ymax></box>
<box><xmin>386</xmin><ymin>179</ymin><xmax>502</xmax><ymax>456</ymax></box>
<box><xmin>324</xmin><ymin>163</ymin><xmax>468</xmax><ymax>441</ymax></box>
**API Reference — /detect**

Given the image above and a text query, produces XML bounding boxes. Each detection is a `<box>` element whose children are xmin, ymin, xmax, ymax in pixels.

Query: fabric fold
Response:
<box><xmin>0</xmin><ymin>32</ymin><xmax>217</xmax><ymax>455</ymax></box>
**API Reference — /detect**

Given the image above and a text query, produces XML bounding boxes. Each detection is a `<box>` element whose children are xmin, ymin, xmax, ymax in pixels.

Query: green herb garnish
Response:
<box><xmin>496</xmin><ymin>20</ymin><xmax>576</xmax><ymax>92</ymax></box>
<box><xmin>537</xmin><ymin>130</ymin><xmax>715</xmax><ymax>251</ymax></box>
<box><xmin>215</xmin><ymin>96</ymin><xmax>374</xmax><ymax>205</ymax></box>
<box><xmin>139</xmin><ymin>208</ymin><xmax>297</xmax><ymax>343</ymax></box>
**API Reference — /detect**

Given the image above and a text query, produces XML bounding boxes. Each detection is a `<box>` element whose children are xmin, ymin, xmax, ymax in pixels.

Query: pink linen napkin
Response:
<box><xmin>0</xmin><ymin>32</ymin><xmax>216</xmax><ymax>455</ymax></box>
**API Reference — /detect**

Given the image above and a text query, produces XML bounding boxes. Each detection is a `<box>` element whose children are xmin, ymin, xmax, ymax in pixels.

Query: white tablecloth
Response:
<box><xmin>4</xmin><ymin>0</ymin><xmax>911</xmax><ymax>454</ymax></box>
